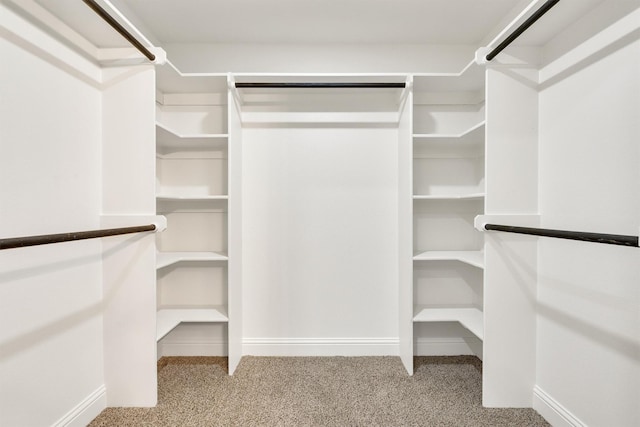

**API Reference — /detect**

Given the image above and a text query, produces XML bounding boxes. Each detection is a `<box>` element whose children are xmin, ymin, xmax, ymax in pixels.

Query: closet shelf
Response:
<box><xmin>413</xmin><ymin>61</ymin><xmax>485</xmax><ymax>93</ymax></box>
<box><xmin>156</xmin><ymin>122</ymin><xmax>228</xmax><ymax>140</ymax></box>
<box><xmin>413</xmin><ymin>250</ymin><xmax>484</xmax><ymax>269</ymax></box>
<box><xmin>240</xmin><ymin>111</ymin><xmax>399</xmax><ymax>125</ymax></box>
<box><xmin>156</xmin><ymin>123</ymin><xmax>228</xmax><ymax>151</ymax></box>
<box><xmin>156</xmin><ymin>307</ymin><xmax>228</xmax><ymax>341</ymax></box>
<box><xmin>156</xmin><ymin>60</ymin><xmax>228</xmax><ymax>95</ymax></box>
<box><xmin>156</xmin><ymin>195</ymin><xmax>229</xmax><ymax>201</ymax></box>
<box><xmin>413</xmin><ymin>307</ymin><xmax>484</xmax><ymax>340</ymax></box>
<box><xmin>413</xmin><ymin>121</ymin><xmax>485</xmax><ymax>140</ymax></box>
<box><xmin>157</xmin><ymin>251</ymin><xmax>228</xmax><ymax>269</ymax></box>
<box><xmin>413</xmin><ymin>193</ymin><xmax>485</xmax><ymax>200</ymax></box>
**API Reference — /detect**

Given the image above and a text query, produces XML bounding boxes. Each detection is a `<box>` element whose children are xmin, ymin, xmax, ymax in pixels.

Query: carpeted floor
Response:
<box><xmin>89</xmin><ymin>356</ymin><xmax>549</xmax><ymax>426</ymax></box>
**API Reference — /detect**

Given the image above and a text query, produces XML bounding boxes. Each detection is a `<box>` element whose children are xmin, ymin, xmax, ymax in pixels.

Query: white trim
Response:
<box><xmin>533</xmin><ymin>386</ymin><xmax>586</xmax><ymax>427</ymax></box>
<box><xmin>242</xmin><ymin>337</ymin><xmax>399</xmax><ymax>356</ymax></box>
<box><xmin>52</xmin><ymin>385</ymin><xmax>106</xmax><ymax>427</ymax></box>
<box><xmin>158</xmin><ymin>340</ymin><xmax>228</xmax><ymax>359</ymax></box>
<box><xmin>415</xmin><ymin>337</ymin><xmax>477</xmax><ymax>356</ymax></box>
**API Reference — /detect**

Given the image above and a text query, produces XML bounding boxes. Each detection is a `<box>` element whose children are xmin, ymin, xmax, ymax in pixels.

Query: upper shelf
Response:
<box><xmin>413</xmin><ymin>61</ymin><xmax>485</xmax><ymax>93</ymax></box>
<box><xmin>156</xmin><ymin>60</ymin><xmax>227</xmax><ymax>95</ymax></box>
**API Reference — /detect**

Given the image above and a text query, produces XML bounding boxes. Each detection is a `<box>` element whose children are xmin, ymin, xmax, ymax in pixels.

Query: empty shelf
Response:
<box><xmin>413</xmin><ymin>193</ymin><xmax>485</xmax><ymax>200</ymax></box>
<box><xmin>157</xmin><ymin>251</ymin><xmax>228</xmax><ymax>269</ymax></box>
<box><xmin>157</xmin><ymin>307</ymin><xmax>228</xmax><ymax>341</ymax></box>
<box><xmin>413</xmin><ymin>307</ymin><xmax>483</xmax><ymax>340</ymax></box>
<box><xmin>156</xmin><ymin>195</ymin><xmax>229</xmax><ymax>201</ymax></box>
<box><xmin>413</xmin><ymin>250</ymin><xmax>484</xmax><ymax>268</ymax></box>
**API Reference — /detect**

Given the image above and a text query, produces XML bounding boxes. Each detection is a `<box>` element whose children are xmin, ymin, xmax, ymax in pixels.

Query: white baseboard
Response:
<box><xmin>158</xmin><ymin>340</ymin><xmax>228</xmax><ymax>359</ymax></box>
<box><xmin>52</xmin><ymin>385</ymin><xmax>106</xmax><ymax>427</ymax></box>
<box><xmin>415</xmin><ymin>337</ymin><xmax>477</xmax><ymax>357</ymax></box>
<box><xmin>533</xmin><ymin>385</ymin><xmax>586</xmax><ymax>427</ymax></box>
<box><xmin>158</xmin><ymin>337</ymin><xmax>482</xmax><ymax>359</ymax></box>
<box><xmin>242</xmin><ymin>337</ymin><xmax>399</xmax><ymax>356</ymax></box>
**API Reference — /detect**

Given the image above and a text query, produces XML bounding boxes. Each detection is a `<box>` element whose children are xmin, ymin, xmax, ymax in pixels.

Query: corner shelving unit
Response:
<box><xmin>154</xmin><ymin>61</ymin><xmax>239</xmax><ymax>370</ymax></box>
<box><xmin>409</xmin><ymin>61</ymin><xmax>486</xmax><ymax>366</ymax></box>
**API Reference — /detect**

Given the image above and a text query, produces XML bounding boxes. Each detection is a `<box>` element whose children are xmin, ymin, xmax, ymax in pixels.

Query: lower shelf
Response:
<box><xmin>413</xmin><ymin>250</ymin><xmax>484</xmax><ymax>269</ymax></box>
<box><xmin>413</xmin><ymin>307</ymin><xmax>484</xmax><ymax>341</ymax></box>
<box><xmin>157</xmin><ymin>307</ymin><xmax>228</xmax><ymax>341</ymax></box>
<box><xmin>157</xmin><ymin>251</ymin><xmax>228</xmax><ymax>269</ymax></box>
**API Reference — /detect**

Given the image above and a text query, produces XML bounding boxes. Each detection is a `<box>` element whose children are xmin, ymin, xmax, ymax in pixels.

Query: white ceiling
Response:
<box><xmin>118</xmin><ymin>0</ymin><xmax>524</xmax><ymax>44</ymax></box>
<box><xmin>32</xmin><ymin>0</ymin><xmax>610</xmax><ymax>49</ymax></box>
<box><xmin>34</xmin><ymin>0</ymin><xmax>529</xmax><ymax>47</ymax></box>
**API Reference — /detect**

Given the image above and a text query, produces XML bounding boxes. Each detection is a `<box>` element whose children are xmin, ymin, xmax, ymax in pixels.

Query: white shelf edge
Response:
<box><xmin>156</xmin><ymin>195</ymin><xmax>229</xmax><ymax>201</ymax></box>
<box><xmin>240</xmin><ymin>111</ymin><xmax>400</xmax><ymax>124</ymax></box>
<box><xmin>413</xmin><ymin>250</ymin><xmax>484</xmax><ymax>269</ymax></box>
<box><xmin>156</xmin><ymin>307</ymin><xmax>228</xmax><ymax>341</ymax></box>
<box><xmin>155</xmin><ymin>121</ymin><xmax>228</xmax><ymax>139</ymax></box>
<box><xmin>413</xmin><ymin>120</ymin><xmax>486</xmax><ymax>139</ymax></box>
<box><xmin>156</xmin><ymin>251</ymin><xmax>228</xmax><ymax>269</ymax></box>
<box><xmin>412</xmin><ymin>59</ymin><xmax>480</xmax><ymax>78</ymax></box>
<box><xmin>413</xmin><ymin>193</ymin><xmax>485</xmax><ymax>200</ymax></box>
<box><xmin>413</xmin><ymin>307</ymin><xmax>484</xmax><ymax>340</ymax></box>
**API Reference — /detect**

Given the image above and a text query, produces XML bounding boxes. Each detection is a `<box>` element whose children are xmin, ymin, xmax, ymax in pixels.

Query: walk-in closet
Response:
<box><xmin>1</xmin><ymin>0</ymin><xmax>638</xmax><ymax>426</ymax></box>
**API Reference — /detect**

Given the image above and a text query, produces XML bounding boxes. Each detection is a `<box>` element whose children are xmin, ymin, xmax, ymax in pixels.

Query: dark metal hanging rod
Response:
<box><xmin>82</xmin><ymin>0</ymin><xmax>156</xmax><ymax>61</ymax></box>
<box><xmin>486</xmin><ymin>0</ymin><xmax>561</xmax><ymax>61</ymax></box>
<box><xmin>484</xmin><ymin>224</ymin><xmax>638</xmax><ymax>248</ymax></box>
<box><xmin>235</xmin><ymin>82</ymin><xmax>406</xmax><ymax>89</ymax></box>
<box><xmin>0</xmin><ymin>225</ymin><xmax>157</xmax><ymax>250</ymax></box>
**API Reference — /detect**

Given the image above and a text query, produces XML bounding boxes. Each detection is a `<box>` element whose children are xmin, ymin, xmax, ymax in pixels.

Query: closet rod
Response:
<box><xmin>483</xmin><ymin>224</ymin><xmax>639</xmax><ymax>248</ymax></box>
<box><xmin>486</xmin><ymin>0</ymin><xmax>560</xmax><ymax>61</ymax></box>
<box><xmin>0</xmin><ymin>225</ymin><xmax>156</xmax><ymax>250</ymax></box>
<box><xmin>82</xmin><ymin>0</ymin><xmax>156</xmax><ymax>61</ymax></box>
<box><xmin>235</xmin><ymin>82</ymin><xmax>406</xmax><ymax>89</ymax></box>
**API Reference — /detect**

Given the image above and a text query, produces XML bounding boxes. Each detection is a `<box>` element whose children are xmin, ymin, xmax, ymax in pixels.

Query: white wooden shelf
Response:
<box><xmin>156</xmin><ymin>60</ymin><xmax>228</xmax><ymax>95</ymax></box>
<box><xmin>413</xmin><ymin>250</ymin><xmax>484</xmax><ymax>269</ymax></box>
<box><xmin>240</xmin><ymin>111</ymin><xmax>400</xmax><ymax>125</ymax></box>
<box><xmin>157</xmin><ymin>251</ymin><xmax>228</xmax><ymax>269</ymax></box>
<box><xmin>413</xmin><ymin>120</ymin><xmax>486</xmax><ymax>140</ymax></box>
<box><xmin>156</xmin><ymin>122</ymin><xmax>228</xmax><ymax>151</ymax></box>
<box><xmin>413</xmin><ymin>61</ymin><xmax>485</xmax><ymax>93</ymax></box>
<box><xmin>413</xmin><ymin>193</ymin><xmax>485</xmax><ymax>200</ymax></box>
<box><xmin>413</xmin><ymin>307</ymin><xmax>484</xmax><ymax>340</ymax></box>
<box><xmin>156</xmin><ymin>307</ymin><xmax>228</xmax><ymax>341</ymax></box>
<box><xmin>156</xmin><ymin>195</ymin><xmax>229</xmax><ymax>202</ymax></box>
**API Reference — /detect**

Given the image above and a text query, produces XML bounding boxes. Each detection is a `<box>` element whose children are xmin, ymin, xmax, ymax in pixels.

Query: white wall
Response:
<box><xmin>0</xmin><ymin>17</ymin><xmax>104</xmax><ymax>427</ymax></box>
<box><xmin>242</xmin><ymin>123</ymin><xmax>399</xmax><ymax>355</ymax></box>
<box><xmin>535</xmin><ymin>3</ymin><xmax>640</xmax><ymax>425</ymax></box>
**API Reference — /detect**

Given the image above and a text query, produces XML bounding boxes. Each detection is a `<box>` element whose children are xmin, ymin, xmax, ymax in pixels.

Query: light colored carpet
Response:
<box><xmin>89</xmin><ymin>356</ymin><xmax>549</xmax><ymax>426</ymax></box>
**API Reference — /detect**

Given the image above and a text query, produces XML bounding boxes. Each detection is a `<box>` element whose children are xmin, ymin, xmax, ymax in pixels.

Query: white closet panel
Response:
<box><xmin>242</xmin><ymin>126</ymin><xmax>399</xmax><ymax>348</ymax></box>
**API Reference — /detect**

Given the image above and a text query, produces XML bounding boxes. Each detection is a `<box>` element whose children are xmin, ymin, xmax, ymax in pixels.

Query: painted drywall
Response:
<box><xmin>241</xmin><ymin>124</ymin><xmax>399</xmax><ymax>355</ymax></box>
<box><xmin>0</xmin><ymin>30</ymin><xmax>104</xmax><ymax>426</ymax></box>
<box><xmin>536</xmin><ymin>6</ymin><xmax>640</xmax><ymax>426</ymax></box>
